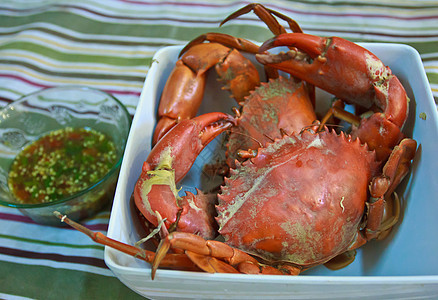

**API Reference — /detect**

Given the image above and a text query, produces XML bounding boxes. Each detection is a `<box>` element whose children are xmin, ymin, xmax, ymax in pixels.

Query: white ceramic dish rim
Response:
<box><xmin>105</xmin><ymin>42</ymin><xmax>438</xmax><ymax>293</ymax></box>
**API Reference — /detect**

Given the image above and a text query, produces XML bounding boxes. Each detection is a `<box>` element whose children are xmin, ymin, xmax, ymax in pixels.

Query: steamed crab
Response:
<box><xmin>57</xmin><ymin>4</ymin><xmax>417</xmax><ymax>278</ymax></box>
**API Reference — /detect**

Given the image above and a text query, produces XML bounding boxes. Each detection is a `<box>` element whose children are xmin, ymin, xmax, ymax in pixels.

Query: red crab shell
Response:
<box><xmin>216</xmin><ymin>129</ymin><xmax>380</xmax><ymax>268</ymax></box>
<box><xmin>226</xmin><ymin>76</ymin><xmax>316</xmax><ymax>166</ymax></box>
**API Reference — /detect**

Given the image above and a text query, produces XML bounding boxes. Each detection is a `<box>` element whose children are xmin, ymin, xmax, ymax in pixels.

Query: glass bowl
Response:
<box><xmin>0</xmin><ymin>86</ymin><xmax>131</xmax><ymax>226</ymax></box>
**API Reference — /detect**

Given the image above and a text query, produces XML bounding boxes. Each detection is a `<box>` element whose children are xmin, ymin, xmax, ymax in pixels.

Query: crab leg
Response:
<box><xmin>368</xmin><ymin>138</ymin><xmax>417</xmax><ymax>235</ymax></box>
<box><xmin>320</xmin><ymin>99</ymin><xmax>361</xmax><ymax>128</ymax></box>
<box><xmin>135</xmin><ymin>113</ymin><xmax>234</xmax><ymax>241</ymax></box>
<box><xmin>257</xmin><ymin>33</ymin><xmax>409</xmax><ymax>160</ymax></box>
<box><xmin>219</xmin><ymin>3</ymin><xmax>316</xmax><ymax>102</ymax></box>
<box><xmin>154</xmin><ymin>41</ymin><xmax>260</xmax><ymax>144</ymax></box>
<box><xmin>154</xmin><ymin>4</ymin><xmax>309</xmax><ymax>145</ymax></box>
<box><xmin>379</xmin><ymin>138</ymin><xmax>417</xmax><ymax>196</ymax></box>
<box><xmin>350</xmin><ymin>138</ymin><xmax>416</xmax><ymax>244</ymax></box>
<box><xmin>179</xmin><ymin>32</ymin><xmax>260</xmax><ymax>57</ymax></box>
<box><xmin>53</xmin><ymin>211</ymin><xmax>296</xmax><ymax>279</ymax></box>
<box><xmin>53</xmin><ymin>212</ymin><xmax>199</xmax><ymax>272</ymax></box>
<box><xmin>220</xmin><ymin>3</ymin><xmax>303</xmax><ymax>34</ymax></box>
<box><xmin>152</xmin><ymin>231</ymin><xmax>301</xmax><ymax>278</ymax></box>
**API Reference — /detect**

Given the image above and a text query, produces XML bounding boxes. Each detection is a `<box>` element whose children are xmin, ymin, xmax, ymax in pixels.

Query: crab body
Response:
<box><xmin>218</xmin><ymin>130</ymin><xmax>378</xmax><ymax>268</ymax></box>
<box><xmin>226</xmin><ymin>76</ymin><xmax>316</xmax><ymax>166</ymax></box>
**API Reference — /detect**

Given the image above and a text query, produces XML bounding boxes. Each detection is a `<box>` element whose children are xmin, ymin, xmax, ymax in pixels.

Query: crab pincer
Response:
<box><xmin>134</xmin><ymin>112</ymin><xmax>235</xmax><ymax>241</ymax></box>
<box><xmin>256</xmin><ymin>33</ymin><xmax>409</xmax><ymax>161</ymax></box>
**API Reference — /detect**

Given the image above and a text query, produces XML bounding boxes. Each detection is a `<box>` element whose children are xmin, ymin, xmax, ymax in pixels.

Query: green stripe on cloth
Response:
<box><xmin>0</xmin><ymin>261</ymin><xmax>143</xmax><ymax>299</ymax></box>
<box><xmin>427</xmin><ymin>72</ymin><xmax>438</xmax><ymax>84</ymax></box>
<box><xmin>0</xmin><ymin>42</ymin><xmax>151</xmax><ymax>66</ymax></box>
<box><xmin>0</xmin><ymin>59</ymin><xmax>146</xmax><ymax>82</ymax></box>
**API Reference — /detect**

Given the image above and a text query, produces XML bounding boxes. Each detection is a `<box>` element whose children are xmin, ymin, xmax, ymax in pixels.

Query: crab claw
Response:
<box><xmin>257</xmin><ymin>33</ymin><xmax>408</xmax><ymax>128</ymax></box>
<box><xmin>257</xmin><ymin>33</ymin><xmax>377</xmax><ymax>106</ymax></box>
<box><xmin>257</xmin><ymin>33</ymin><xmax>410</xmax><ymax>161</ymax></box>
<box><xmin>146</xmin><ymin>112</ymin><xmax>235</xmax><ymax>183</ymax></box>
<box><xmin>134</xmin><ymin>112</ymin><xmax>234</xmax><ymax>240</ymax></box>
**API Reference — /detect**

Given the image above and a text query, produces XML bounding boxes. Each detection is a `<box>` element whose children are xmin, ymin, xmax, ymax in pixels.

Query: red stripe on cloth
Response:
<box><xmin>0</xmin><ymin>3</ymin><xmax>221</xmax><ymax>24</ymax></box>
<box><xmin>116</xmin><ymin>1</ymin><xmax>438</xmax><ymax>21</ymax></box>
<box><xmin>0</xmin><ymin>246</ymin><xmax>107</xmax><ymax>268</ymax></box>
<box><xmin>0</xmin><ymin>212</ymin><xmax>109</xmax><ymax>232</ymax></box>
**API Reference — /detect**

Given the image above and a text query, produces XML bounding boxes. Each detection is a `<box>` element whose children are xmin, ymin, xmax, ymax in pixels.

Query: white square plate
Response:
<box><xmin>105</xmin><ymin>44</ymin><xmax>438</xmax><ymax>299</ymax></box>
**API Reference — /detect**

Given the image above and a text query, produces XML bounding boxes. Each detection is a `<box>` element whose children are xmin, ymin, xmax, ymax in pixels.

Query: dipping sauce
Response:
<box><xmin>8</xmin><ymin>127</ymin><xmax>117</xmax><ymax>204</ymax></box>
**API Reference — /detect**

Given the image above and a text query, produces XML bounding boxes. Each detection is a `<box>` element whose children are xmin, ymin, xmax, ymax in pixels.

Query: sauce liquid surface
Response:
<box><xmin>8</xmin><ymin>127</ymin><xmax>117</xmax><ymax>204</ymax></box>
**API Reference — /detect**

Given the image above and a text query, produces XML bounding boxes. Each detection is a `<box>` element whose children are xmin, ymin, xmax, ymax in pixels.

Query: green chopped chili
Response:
<box><xmin>8</xmin><ymin>127</ymin><xmax>117</xmax><ymax>204</ymax></box>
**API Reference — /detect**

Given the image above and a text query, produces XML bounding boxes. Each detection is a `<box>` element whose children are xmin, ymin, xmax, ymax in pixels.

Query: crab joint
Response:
<box><xmin>237</xmin><ymin>149</ymin><xmax>258</xmax><ymax>159</ymax></box>
<box><xmin>135</xmin><ymin>215</ymin><xmax>168</xmax><ymax>249</ymax></box>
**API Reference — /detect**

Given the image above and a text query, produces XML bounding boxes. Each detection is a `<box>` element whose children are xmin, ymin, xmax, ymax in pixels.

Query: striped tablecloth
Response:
<box><xmin>0</xmin><ymin>1</ymin><xmax>437</xmax><ymax>299</ymax></box>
